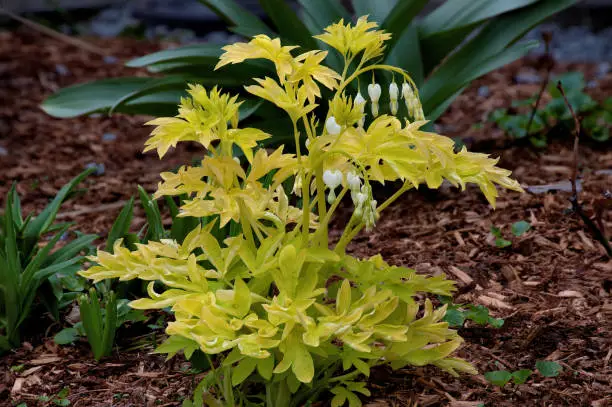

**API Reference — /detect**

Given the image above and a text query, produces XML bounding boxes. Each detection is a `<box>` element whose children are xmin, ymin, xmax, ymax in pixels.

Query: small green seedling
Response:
<box><xmin>442</xmin><ymin>300</ymin><xmax>504</xmax><ymax>328</ymax></box>
<box><xmin>485</xmin><ymin>360</ymin><xmax>562</xmax><ymax>387</ymax></box>
<box><xmin>536</xmin><ymin>360</ymin><xmax>562</xmax><ymax>377</ymax></box>
<box><xmin>491</xmin><ymin>220</ymin><xmax>531</xmax><ymax>248</ymax></box>
<box><xmin>489</xmin><ymin>72</ymin><xmax>612</xmax><ymax>146</ymax></box>
<box><xmin>485</xmin><ymin>369</ymin><xmax>533</xmax><ymax>387</ymax></box>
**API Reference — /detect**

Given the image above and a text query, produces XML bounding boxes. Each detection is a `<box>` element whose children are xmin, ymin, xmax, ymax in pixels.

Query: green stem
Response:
<box><xmin>335</xmin><ymin>181</ymin><xmax>413</xmax><ymax>253</ymax></box>
<box><xmin>315</xmin><ymin>166</ymin><xmax>328</xmax><ymax>247</ymax></box>
<box><xmin>238</xmin><ymin>200</ymin><xmax>256</xmax><ymax>249</ymax></box>
<box><xmin>338</xmin><ymin>64</ymin><xmax>420</xmax><ymax>100</ymax></box>
<box><xmin>316</xmin><ymin>186</ymin><xmax>348</xmax><ymax>244</ymax></box>
<box><xmin>328</xmin><ymin>369</ymin><xmax>362</xmax><ymax>383</ymax></box>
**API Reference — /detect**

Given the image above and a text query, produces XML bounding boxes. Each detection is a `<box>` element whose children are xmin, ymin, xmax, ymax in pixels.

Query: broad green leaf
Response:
<box><xmin>385</xmin><ymin>24</ymin><xmax>423</xmax><ymax>87</ymax></box>
<box><xmin>54</xmin><ymin>327</ymin><xmax>79</xmax><ymax>345</ymax></box>
<box><xmin>443</xmin><ymin>308</ymin><xmax>465</xmax><ymax>327</ymax></box>
<box><xmin>259</xmin><ymin>0</ymin><xmax>317</xmax><ymax>50</ymax></box>
<box><xmin>232</xmin><ymin>357</ymin><xmax>258</xmax><ymax>386</ymax></box>
<box><xmin>421</xmin><ymin>0</ymin><xmax>577</xmax><ymax>115</ymax></box>
<box><xmin>548</xmin><ymin>72</ymin><xmax>585</xmax><ymax>97</ymax></box>
<box><xmin>126</xmin><ymin>44</ymin><xmax>223</xmax><ymax>68</ymax></box>
<box><xmin>109</xmin><ymin>76</ymin><xmax>194</xmax><ymax>115</ymax></box>
<box><xmin>423</xmin><ymin>41</ymin><xmax>538</xmax><ymax>116</ymax></box>
<box><xmin>536</xmin><ymin>360</ymin><xmax>562</xmax><ymax>377</ymax></box>
<box><xmin>421</xmin><ymin>0</ymin><xmax>539</xmax><ymax>38</ymax></box>
<box><xmin>352</xmin><ymin>0</ymin><xmax>397</xmax><ymax>25</ymax></box>
<box><xmin>484</xmin><ymin>370</ymin><xmax>512</xmax><ymax>386</ymax></box>
<box><xmin>382</xmin><ymin>0</ymin><xmax>428</xmax><ymax>48</ymax></box>
<box><xmin>495</xmin><ymin>237</ymin><xmax>512</xmax><ymax>248</ymax></box>
<box><xmin>42</xmin><ymin>78</ymin><xmax>156</xmax><ymax>118</ymax></box>
<box><xmin>511</xmin><ymin>220</ymin><xmax>531</xmax><ymax>237</ymax></box>
<box><xmin>464</xmin><ymin>305</ymin><xmax>491</xmax><ymax>325</ymax></box>
<box><xmin>512</xmin><ymin>369</ymin><xmax>533</xmax><ymax>384</ymax></box>
<box><xmin>199</xmin><ymin>0</ymin><xmax>273</xmax><ymax>38</ymax></box>
<box><xmin>297</xmin><ymin>0</ymin><xmax>349</xmax><ymax>32</ymax></box>
<box><xmin>257</xmin><ymin>354</ymin><xmax>275</xmax><ymax>380</ymax></box>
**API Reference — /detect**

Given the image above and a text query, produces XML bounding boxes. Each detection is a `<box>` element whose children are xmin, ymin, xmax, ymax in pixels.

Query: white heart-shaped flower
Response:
<box><xmin>367</xmin><ymin>83</ymin><xmax>381</xmax><ymax>102</ymax></box>
<box><xmin>325</xmin><ymin>116</ymin><xmax>342</xmax><ymax>135</ymax></box>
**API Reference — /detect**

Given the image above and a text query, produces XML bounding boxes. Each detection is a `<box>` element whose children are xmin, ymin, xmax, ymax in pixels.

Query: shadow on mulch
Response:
<box><xmin>0</xmin><ymin>30</ymin><xmax>611</xmax><ymax>406</ymax></box>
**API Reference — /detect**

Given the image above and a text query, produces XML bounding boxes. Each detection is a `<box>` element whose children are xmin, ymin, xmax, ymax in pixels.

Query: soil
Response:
<box><xmin>1</xmin><ymin>30</ymin><xmax>611</xmax><ymax>407</ymax></box>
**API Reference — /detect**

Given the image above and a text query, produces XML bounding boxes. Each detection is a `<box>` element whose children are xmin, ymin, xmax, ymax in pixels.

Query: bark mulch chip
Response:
<box><xmin>1</xmin><ymin>30</ymin><xmax>611</xmax><ymax>406</ymax></box>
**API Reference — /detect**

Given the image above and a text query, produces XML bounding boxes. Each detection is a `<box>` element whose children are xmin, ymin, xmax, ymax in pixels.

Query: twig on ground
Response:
<box><xmin>557</xmin><ymin>82</ymin><xmax>612</xmax><ymax>258</ymax></box>
<box><xmin>0</xmin><ymin>8</ymin><xmax>108</xmax><ymax>56</ymax></box>
<box><xmin>526</xmin><ymin>32</ymin><xmax>554</xmax><ymax>136</ymax></box>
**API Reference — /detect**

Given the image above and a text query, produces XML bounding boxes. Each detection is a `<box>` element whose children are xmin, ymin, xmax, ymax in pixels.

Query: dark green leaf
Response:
<box><xmin>382</xmin><ymin>0</ymin><xmax>428</xmax><ymax>50</ymax></box>
<box><xmin>536</xmin><ymin>360</ymin><xmax>562</xmax><ymax>377</ymax></box>
<box><xmin>511</xmin><ymin>369</ymin><xmax>532</xmax><ymax>384</ymax></box>
<box><xmin>511</xmin><ymin>220</ymin><xmax>531</xmax><ymax>237</ymax></box>
<box><xmin>385</xmin><ymin>24</ymin><xmax>423</xmax><ymax>86</ymax></box>
<box><xmin>548</xmin><ymin>72</ymin><xmax>585</xmax><ymax>97</ymax></box>
<box><xmin>24</xmin><ymin>169</ymin><xmax>92</xmax><ymax>252</ymax></box>
<box><xmin>54</xmin><ymin>328</ymin><xmax>80</xmax><ymax>345</ymax></box>
<box><xmin>488</xmin><ymin>316</ymin><xmax>505</xmax><ymax>328</ymax></box>
<box><xmin>259</xmin><ymin>0</ymin><xmax>317</xmax><ymax>50</ymax></box>
<box><xmin>199</xmin><ymin>0</ymin><xmax>273</xmax><ymax>38</ymax></box>
<box><xmin>352</xmin><ymin>0</ymin><xmax>397</xmax><ymax>25</ymax></box>
<box><xmin>42</xmin><ymin>78</ymin><xmax>157</xmax><ymax>118</ymax></box>
<box><xmin>465</xmin><ymin>305</ymin><xmax>491</xmax><ymax>325</ymax></box>
<box><xmin>484</xmin><ymin>370</ymin><xmax>512</xmax><ymax>387</ymax></box>
<box><xmin>138</xmin><ymin>186</ymin><xmax>164</xmax><ymax>242</ymax></box>
<box><xmin>126</xmin><ymin>44</ymin><xmax>223</xmax><ymax>68</ymax></box>
<box><xmin>421</xmin><ymin>0</ymin><xmax>577</xmax><ymax>115</ymax></box>
<box><xmin>443</xmin><ymin>308</ymin><xmax>466</xmax><ymax>327</ymax></box>
<box><xmin>421</xmin><ymin>0</ymin><xmax>539</xmax><ymax>37</ymax></box>
<box><xmin>297</xmin><ymin>0</ymin><xmax>349</xmax><ymax>33</ymax></box>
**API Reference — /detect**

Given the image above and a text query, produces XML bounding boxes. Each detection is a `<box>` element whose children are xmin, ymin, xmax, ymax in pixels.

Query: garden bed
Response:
<box><xmin>0</xmin><ymin>30</ymin><xmax>610</xmax><ymax>406</ymax></box>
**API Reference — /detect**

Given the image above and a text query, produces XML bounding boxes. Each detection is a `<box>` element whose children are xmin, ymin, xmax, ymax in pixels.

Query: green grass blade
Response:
<box><xmin>138</xmin><ymin>186</ymin><xmax>164</xmax><ymax>242</ymax></box>
<box><xmin>106</xmin><ymin>197</ymin><xmax>134</xmax><ymax>252</ymax></box>
<box><xmin>79</xmin><ymin>288</ymin><xmax>104</xmax><ymax>360</ymax></box>
<box><xmin>101</xmin><ymin>291</ymin><xmax>118</xmax><ymax>359</ymax></box>
<box><xmin>45</xmin><ymin>233</ymin><xmax>97</xmax><ymax>266</ymax></box>
<box><xmin>21</xmin><ymin>225</ymin><xmax>70</xmax><ymax>290</ymax></box>
<box><xmin>23</xmin><ymin>169</ymin><xmax>93</xmax><ymax>253</ymax></box>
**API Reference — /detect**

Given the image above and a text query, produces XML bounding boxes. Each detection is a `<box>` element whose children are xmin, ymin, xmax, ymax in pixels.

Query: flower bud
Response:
<box><xmin>389</xmin><ymin>82</ymin><xmax>399</xmax><ymax>101</ymax></box>
<box><xmin>346</xmin><ymin>172</ymin><xmax>361</xmax><ymax>191</ymax></box>
<box><xmin>355</xmin><ymin>92</ymin><xmax>366</xmax><ymax>110</ymax></box>
<box><xmin>305</xmin><ymin>138</ymin><xmax>311</xmax><ymax>149</ymax></box>
<box><xmin>325</xmin><ymin>116</ymin><xmax>341</xmax><ymax>135</ymax></box>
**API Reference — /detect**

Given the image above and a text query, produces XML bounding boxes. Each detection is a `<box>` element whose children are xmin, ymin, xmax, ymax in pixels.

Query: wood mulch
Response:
<box><xmin>1</xmin><ymin>30</ymin><xmax>611</xmax><ymax>406</ymax></box>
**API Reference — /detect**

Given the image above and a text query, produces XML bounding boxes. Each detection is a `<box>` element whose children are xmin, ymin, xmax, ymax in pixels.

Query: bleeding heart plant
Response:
<box><xmin>80</xmin><ymin>16</ymin><xmax>522</xmax><ymax>407</ymax></box>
